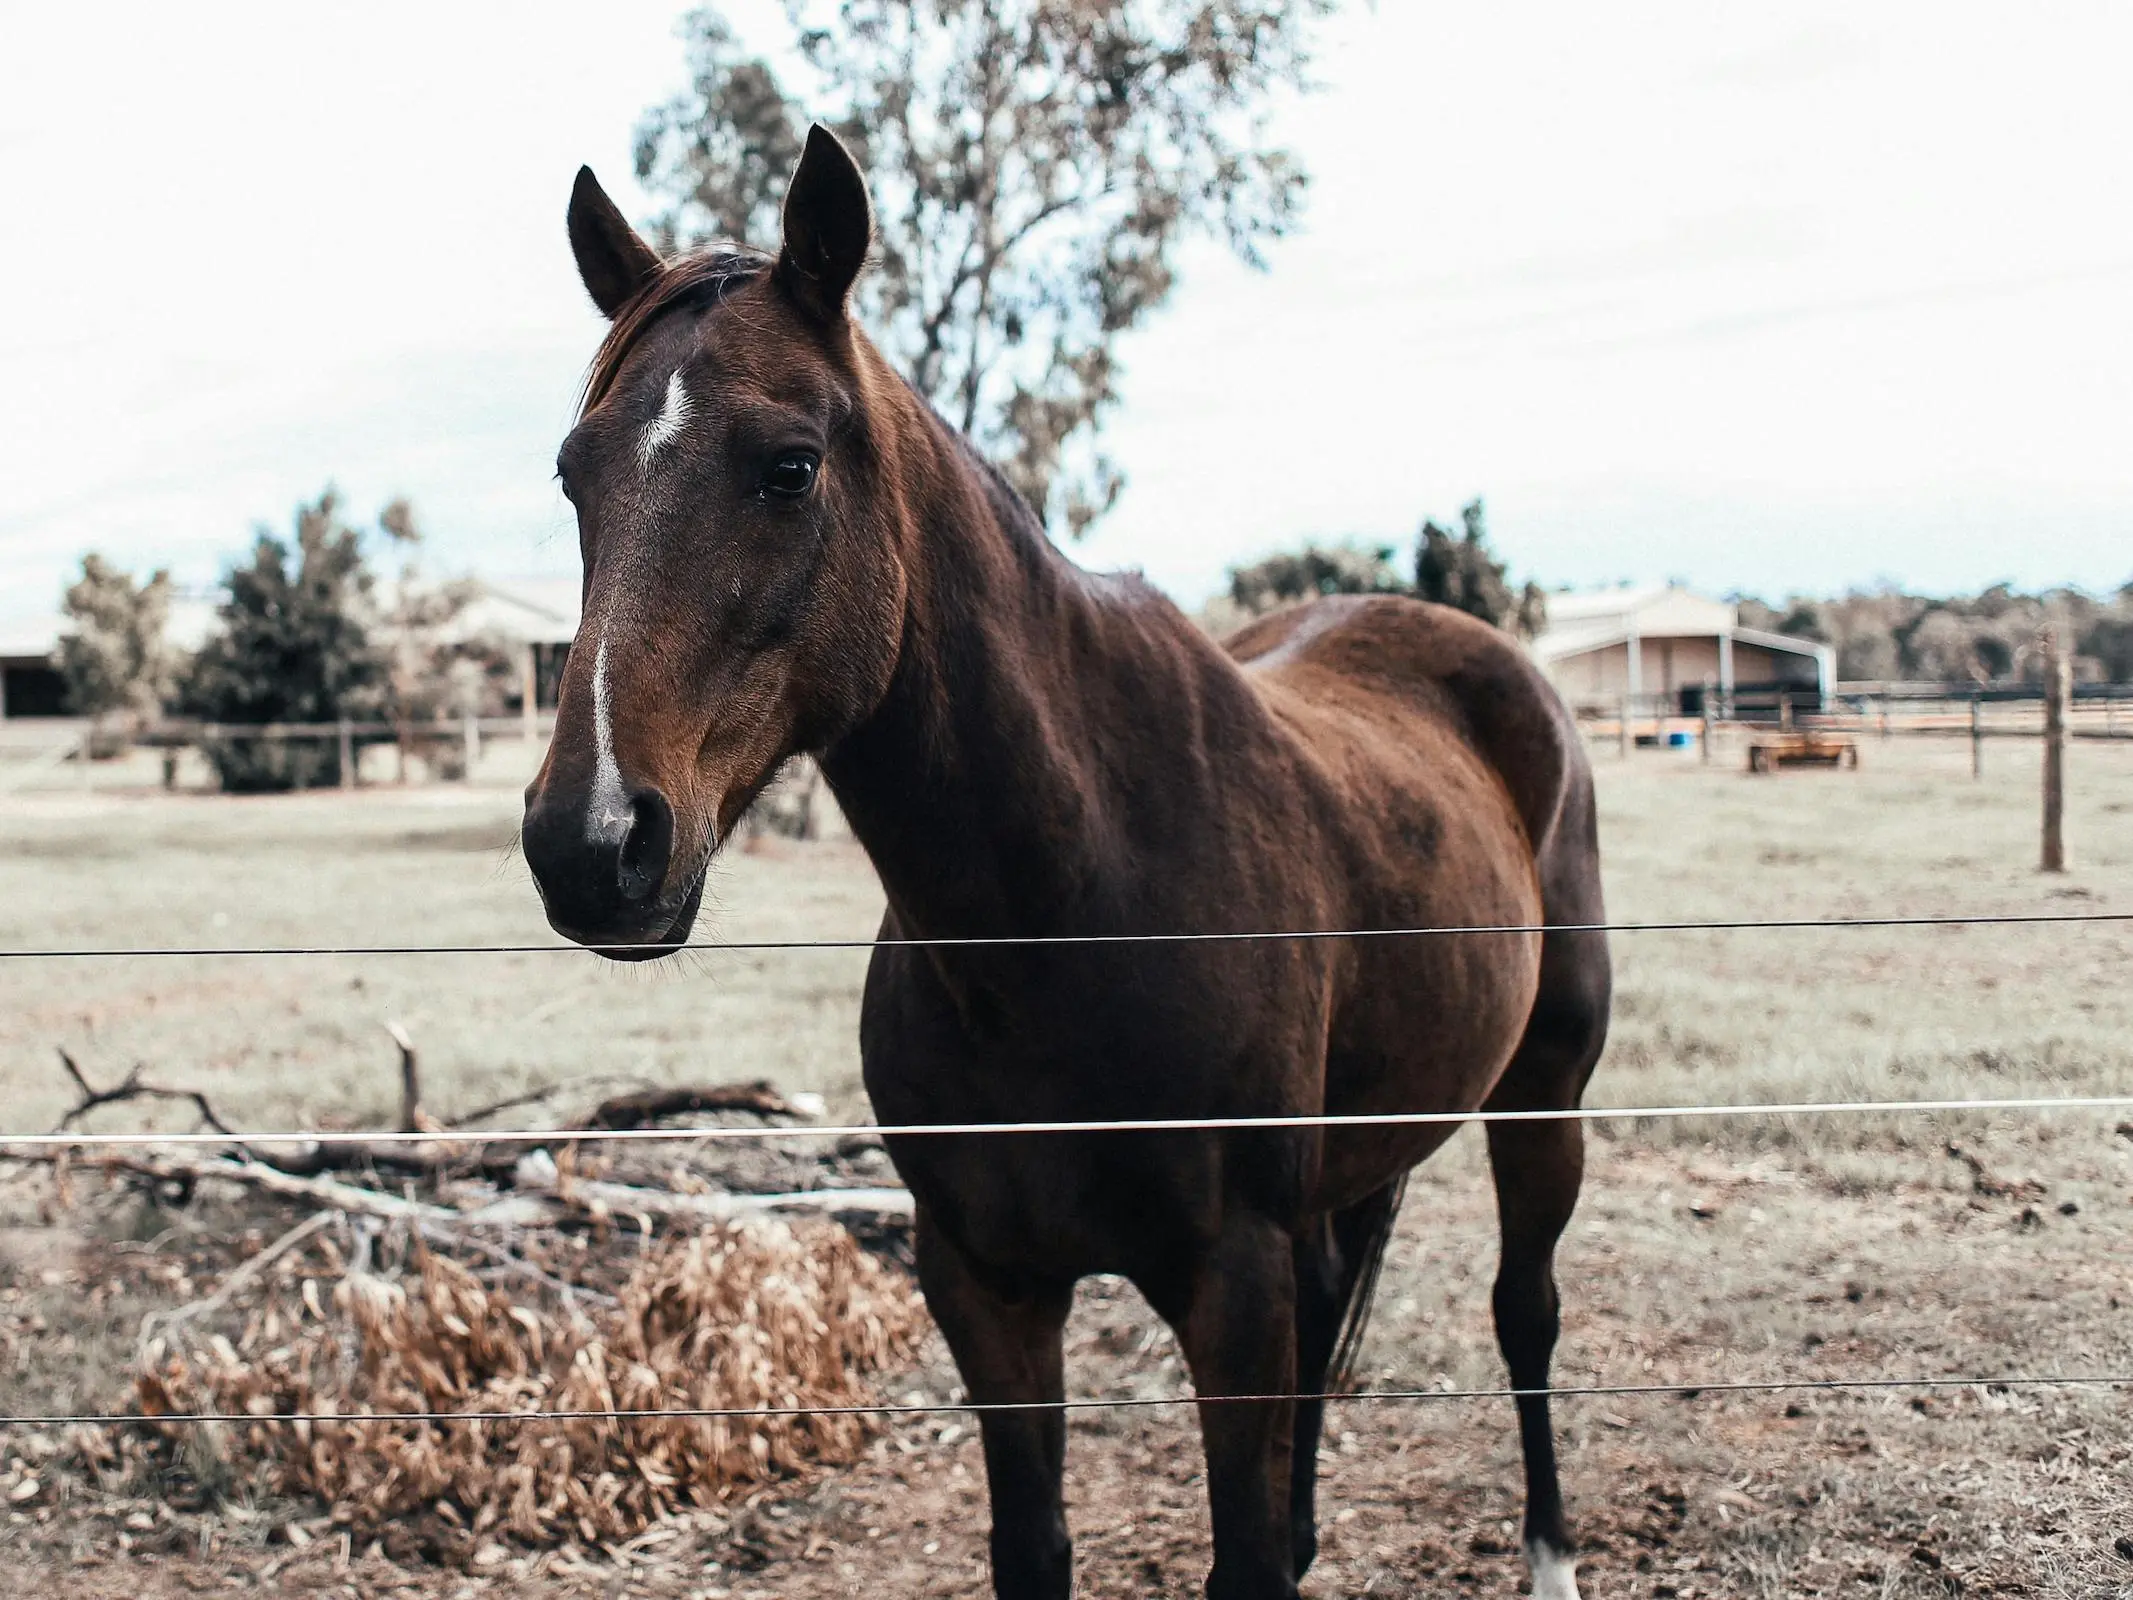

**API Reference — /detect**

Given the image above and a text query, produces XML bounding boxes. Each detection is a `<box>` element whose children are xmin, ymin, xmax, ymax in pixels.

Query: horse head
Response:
<box><xmin>522</xmin><ymin>127</ymin><xmax>906</xmax><ymax>957</ymax></box>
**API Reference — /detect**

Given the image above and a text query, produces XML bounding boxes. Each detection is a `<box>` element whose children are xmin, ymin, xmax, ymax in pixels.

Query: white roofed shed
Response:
<box><xmin>1530</xmin><ymin>585</ymin><xmax>1833</xmax><ymax>713</ymax></box>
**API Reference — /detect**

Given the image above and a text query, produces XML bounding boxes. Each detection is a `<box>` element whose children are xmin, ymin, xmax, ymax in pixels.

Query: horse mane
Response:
<box><xmin>893</xmin><ymin>373</ymin><xmax>1120</xmax><ymax>593</ymax></box>
<box><xmin>579</xmin><ymin>246</ymin><xmax>770</xmax><ymax>415</ymax></box>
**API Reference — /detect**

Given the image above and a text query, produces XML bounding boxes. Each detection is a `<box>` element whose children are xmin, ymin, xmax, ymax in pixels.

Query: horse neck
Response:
<box><xmin>819</xmin><ymin>394</ymin><xmax>1158</xmax><ymax>938</ymax></box>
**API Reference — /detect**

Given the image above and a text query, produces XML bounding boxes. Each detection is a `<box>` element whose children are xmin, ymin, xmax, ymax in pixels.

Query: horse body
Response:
<box><xmin>831</xmin><ymin>446</ymin><xmax>1558</xmax><ymax>1220</ymax></box>
<box><xmin>522</xmin><ymin>127</ymin><xmax>1608</xmax><ymax>1600</ymax></box>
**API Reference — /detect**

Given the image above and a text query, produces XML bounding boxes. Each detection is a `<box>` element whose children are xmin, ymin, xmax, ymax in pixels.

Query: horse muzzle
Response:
<box><xmin>520</xmin><ymin>780</ymin><xmax>708</xmax><ymax>959</ymax></box>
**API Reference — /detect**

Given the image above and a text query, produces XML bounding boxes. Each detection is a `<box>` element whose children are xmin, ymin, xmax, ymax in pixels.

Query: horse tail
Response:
<box><xmin>1327</xmin><ymin>1170</ymin><xmax>1412</xmax><ymax>1392</ymax></box>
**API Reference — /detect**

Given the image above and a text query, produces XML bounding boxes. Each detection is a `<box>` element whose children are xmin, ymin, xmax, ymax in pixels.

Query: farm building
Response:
<box><xmin>0</xmin><ymin>616</ymin><xmax>68</xmax><ymax>719</ymax></box>
<box><xmin>1532</xmin><ymin>585</ymin><xmax>1833</xmax><ymax>714</ymax></box>
<box><xmin>466</xmin><ymin>576</ymin><xmax>582</xmax><ymax>712</ymax></box>
<box><xmin>0</xmin><ymin>577</ymin><xmax>584</xmax><ymax>721</ymax></box>
<box><xmin>0</xmin><ymin>595</ymin><xmax>222</xmax><ymax>722</ymax></box>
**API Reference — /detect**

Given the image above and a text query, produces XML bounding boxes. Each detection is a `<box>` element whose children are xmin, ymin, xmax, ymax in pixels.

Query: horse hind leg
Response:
<box><xmin>1487</xmin><ymin>934</ymin><xmax>1608</xmax><ymax>1600</ymax></box>
<box><xmin>1488</xmin><ymin>1112</ymin><xmax>1584</xmax><ymax>1599</ymax></box>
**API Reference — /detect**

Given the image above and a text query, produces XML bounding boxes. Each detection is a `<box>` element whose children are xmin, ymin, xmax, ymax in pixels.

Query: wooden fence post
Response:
<box><xmin>1879</xmin><ymin>696</ymin><xmax>1891</xmax><ymax>742</ymax></box>
<box><xmin>462</xmin><ymin>710</ymin><xmax>480</xmax><ymax>783</ymax></box>
<box><xmin>1970</xmin><ymin>694</ymin><xmax>1983</xmax><ymax>780</ymax></box>
<box><xmin>1700</xmin><ymin>680</ymin><xmax>1715</xmax><ymax>764</ymax></box>
<box><xmin>2042</xmin><ymin>631</ymin><xmax>2068</xmax><ymax>872</ymax></box>
<box><xmin>1618</xmin><ymin>695</ymin><xmax>1631</xmax><ymax>759</ymax></box>
<box><xmin>338</xmin><ymin>717</ymin><xmax>355</xmax><ymax>790</ymax></box>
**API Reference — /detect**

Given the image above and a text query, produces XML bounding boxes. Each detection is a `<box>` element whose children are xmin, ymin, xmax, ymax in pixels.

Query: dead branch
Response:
<box><xmin>46</xmin><ymin>1046</ymin><xmax>505</xmax><ymax>1182</ymax></box>
<box><xmin>385</xmin><ymin>1020</ymin><xmax>421</xmax><ymax>1133</ymax></box>
<box><xmin>441</xmin><ymin>1074</ymin><xmax>653</xmax><ymax>1130</ymax></box>
<box><xmin>260</xmin><ymin>1135</ymin><xmax>518</xmax><ymax>1183</ymax></box>
<box><xmin>54</xmin><ymin>1049</ymin><xmax>236</xmax><ymax>1136</ymax></box>
<box><xmin>138</xmin><ymin>1209</ymin><xmax>336</xmax><ymax>1359</ymax></box>
<box><xmin>567</xmin><ymin>1080</ymin><xmax>800</xmax><ymax>1130</ymax></box>
<box><xmin>7</xmin><ymin>1148</ymin><xmax>462</xmax><ymax>1223</ymax></box>
<box><xmin>20</xmin><ymin>1049</ymin><xmax>905</xmax><ymax>1245</ymax></box>
<box><xmin>499</xmin><ymin>1152</ymin><xmax>911</xmax><ymax>1226</ymax></box>
<box><xmin>253</xmin><ymin>1070</ymin><xmax>809</xmax><ymax>1182</ymax></box>
<box><xmin>47</xmin><ymin>1048</ymin><xmax>807</xmax><ymax>1185</ymax></box>
<box><xmin>0</xmin><ymin>1146</ymin><xmax>912</xmax><ymax>1229</ymax></box>
<box><xmin>208</xmin><ymin>1158</ymin><xmax>462</xmax><ymax>1220</ymax></box>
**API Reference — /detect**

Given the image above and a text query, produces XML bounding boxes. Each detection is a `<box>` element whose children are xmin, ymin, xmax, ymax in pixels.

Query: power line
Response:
<box><xmin>7</xmin><ymin>1093</ymin><xmax>2131</xmax><ymax>1153</ymax></box>
<box><xmin>0</xmin><ymin>908</ymin><xmax>2128</xmax><ymax>962</ymax></box>
<box><xmin>6</xmin><ymin>1373</ymin><xmax>2123</xmax><ymax>1431</ymax></box>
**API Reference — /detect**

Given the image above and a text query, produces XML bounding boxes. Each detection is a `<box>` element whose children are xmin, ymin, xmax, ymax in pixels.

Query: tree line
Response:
<box><xmin>1224</xmin><ymin>512</ymin><xmax>2133</xmax><ymax>687</ymax></box>
<box><xmin>1734</xmin><ymin>584</ymin><xmax>2133</xmax><ymax>685</ymax></box>
<box><xmin>1218</xmin><ymin>499</ymin><xmax>1549</xmax><ymax>638</ymax></box>
<box><xmin>56</xmin><ymin>490</ymin><xmax>516</xmax><ymax>792</ymax></box>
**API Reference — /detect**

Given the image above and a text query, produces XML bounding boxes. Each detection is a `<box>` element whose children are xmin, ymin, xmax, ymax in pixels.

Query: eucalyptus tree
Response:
<box><xmin>635</xmin><ymin>0</ymin><xmax>1332</xmax><ymax>536</ymax></box>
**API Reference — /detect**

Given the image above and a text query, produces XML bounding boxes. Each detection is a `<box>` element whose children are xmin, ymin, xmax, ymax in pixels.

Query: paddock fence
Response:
<box><xmin>6</xmin><ymin>680</ymin><xmax>2130</xmax><ymax>797</ymax></box>
<box><xmin>1587</xmin><ymin>679</ymin><xmax>2133</xmax><ymax>754</ymax></box>
<box><xmin>3</xmin><ymin>906</ymin><xmax>2132</xmax><ymax>1432</ymax></box>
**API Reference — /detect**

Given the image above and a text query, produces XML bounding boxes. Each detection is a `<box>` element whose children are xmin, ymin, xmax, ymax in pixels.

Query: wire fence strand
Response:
<box><xmin>0</xmin><ymin>908</ymin><xmax>2129</xmax><ymax>962</ymax></box>
<box><xmin>7</xmin><ymin>1093</ymin><xmax>2133</xmax><ymax>1153</ymax></box>
<box><xmin>5</xmin><ymin>1373</ymin><xmax>2126</xmax><ymax>1431</ymax></box>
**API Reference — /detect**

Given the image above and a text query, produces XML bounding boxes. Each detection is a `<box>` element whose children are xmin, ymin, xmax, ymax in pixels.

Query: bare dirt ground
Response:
<box><xmin>4</xmin><ymin>735</ymin><xmax>2132</xmax><ymax>1595</ymax></box>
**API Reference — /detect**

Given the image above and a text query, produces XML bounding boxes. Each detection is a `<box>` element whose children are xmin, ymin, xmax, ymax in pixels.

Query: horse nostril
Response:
<box><xmin>616</xmin><ymin>789</ymin><xmax>674</xmax><ymax>906</ymax></box>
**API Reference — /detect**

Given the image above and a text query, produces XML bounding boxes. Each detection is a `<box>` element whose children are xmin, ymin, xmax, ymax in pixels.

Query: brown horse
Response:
<box><xmin>522</xmin><ymin>126</ymin><xmax>1610</xmax><ymax>1600</ymax></box>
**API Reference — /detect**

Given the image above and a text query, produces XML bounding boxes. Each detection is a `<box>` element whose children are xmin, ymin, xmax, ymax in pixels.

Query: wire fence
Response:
<box><xmin>3</xmin><ymin>902</ymin><xmax>2128</xmax><ymax>1440</ymax></box>
<box><xmin>8</xmin><ymin>1093</ymin><xmax>2133</xmax><ymax>1153</ymax></box>
<box><xmin>6</xmin><ymin>1373</ymin><xmax>2130</xmax><ymax>1432</ymax></box>
<box><xmin>0</xmin><ymin>906</ymin><xmax>2128</xmax><ymax>961</ymax></box>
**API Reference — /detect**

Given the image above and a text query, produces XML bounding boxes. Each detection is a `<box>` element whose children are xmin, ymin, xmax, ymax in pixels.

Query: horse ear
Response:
<box><xmin>777</xmin><ymin>125</ymin><xmax>872</xmax><ymax>322</ymax></box>
<box><xmin>568</xmin><ymin>166</ymin><xmax>662</xmax><ymax>319</ymax></box>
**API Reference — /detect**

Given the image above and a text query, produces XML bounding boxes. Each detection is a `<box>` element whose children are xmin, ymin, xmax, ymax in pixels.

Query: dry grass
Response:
<box><xmin>3</xmin><ymin>731</ymin><xmax>2131</xmax><ymax>1594</ymax></box>
<box><xmin>0</xmin><ymin>742</ymin><xmax>883</xmax><ymax>1137</ymax></box>
<box><xmin>3</xmin><ymin>735</ymin><xmax>2127</xmax><ymax>1145</ymax></box>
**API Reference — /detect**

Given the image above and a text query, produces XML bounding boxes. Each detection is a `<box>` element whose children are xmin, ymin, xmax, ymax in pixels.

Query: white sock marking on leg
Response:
<box><xmin>1526</xmin><ymin>1541</ymin><xmax>1581</xmax><ymax>1600</ymax></box>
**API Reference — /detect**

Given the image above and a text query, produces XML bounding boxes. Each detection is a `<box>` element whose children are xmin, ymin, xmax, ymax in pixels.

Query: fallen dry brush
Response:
<box><xmin>10</xmin><ymin>1037</ymin><xmax>928</xmax><ymax>1553</ymax></box>
<box><xmin>128</xmin><ymin>1217</ymin><xmax>924</xmax><ymax>1545</ymax></box>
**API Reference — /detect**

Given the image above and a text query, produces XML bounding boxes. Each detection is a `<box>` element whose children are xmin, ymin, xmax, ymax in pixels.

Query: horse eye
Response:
<box><xmin>762</xmin><ymin>452</ymin><xmax>819</xmax><ymax>500</ymax></box>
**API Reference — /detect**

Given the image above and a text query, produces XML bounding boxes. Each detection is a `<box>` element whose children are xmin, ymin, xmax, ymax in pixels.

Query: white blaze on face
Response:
<box><xmin>1526</xmin><ymin>1543</ymin><xmax>1581</xmax><ymax>1600</ymax></box>
<box><xmin>588</xmin><ymin>635</ymin><xmax>630</xmax><ymax>839</ymax></box>
<box><xmin>635</xmin><ymin>369</ymin><xmax>693</xmax><ymax>471</ymax></box>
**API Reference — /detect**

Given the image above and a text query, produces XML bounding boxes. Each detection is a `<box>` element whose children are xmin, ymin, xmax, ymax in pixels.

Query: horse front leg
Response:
<box><xmin>914</xmin><ymin>1206</ymin><xmax>1074</xmax><ymax>1600</ymax></box>
<box><xmin>1174</xmin><ymin>1209</ymin><xmax>1302</xmax><ymax>1600</ymax></box>
<box><xmin>1288</xmin><ymin>1179</ymin><xmax>1406</xmax><ymax>1580</ymax></box>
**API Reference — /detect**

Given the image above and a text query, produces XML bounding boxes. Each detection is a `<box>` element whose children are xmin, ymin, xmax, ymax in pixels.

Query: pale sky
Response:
<box><xmin>3</xmin><ymin>0</ymin><xmax>2130</xmax><ymax>632</ymax></box>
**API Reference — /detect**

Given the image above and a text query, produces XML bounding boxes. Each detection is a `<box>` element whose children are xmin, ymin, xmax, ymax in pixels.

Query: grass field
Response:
<box><xmin>3</xmin><ymin>733</ymin><xmax>2131</xmax><ymax>1595</ymax></box>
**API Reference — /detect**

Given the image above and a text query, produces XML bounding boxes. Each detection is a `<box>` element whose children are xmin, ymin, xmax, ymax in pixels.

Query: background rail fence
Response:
<box><xmin>1587</xmin><ymin>680</ymin><xmax>2133</xmax><ymax>746</ymax></box>
<box><xmin>0</xmin><ymin>712</ymin><xmax>560</xmax><ymax>792</ymax></box>
<box><xmin>0</xmin><ymin>907</ymin><xmax>2127</xmax><ymax>1433</ymax></box>
<box><xmin>4</xmin><ymin>679</ymin><xmax>2128</xmax><ymax>794</ymax></box>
